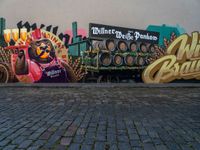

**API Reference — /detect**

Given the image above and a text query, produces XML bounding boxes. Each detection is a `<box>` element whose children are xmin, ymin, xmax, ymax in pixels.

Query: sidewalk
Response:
<box><xmin>0</xmin><ymin>86</ymin><xmax>199</xmax><ymax>150</ymax></box>
<box><xmin>0</xmin><ymin>83</ymin><xmax>200</xmax><ymax>88</ymax></box>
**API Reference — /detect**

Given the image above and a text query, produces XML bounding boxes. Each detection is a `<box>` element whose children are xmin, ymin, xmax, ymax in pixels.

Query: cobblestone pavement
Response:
<box><xmin>0</xmin><ymin>86</ymin><xmax>200</xmax><ymax>150</ymax></box>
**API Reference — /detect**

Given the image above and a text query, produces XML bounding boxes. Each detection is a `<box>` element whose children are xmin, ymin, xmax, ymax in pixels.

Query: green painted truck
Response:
<box><xmin>68</xmin><ymin>22</ymin><xmax>185</xmax><ymax>82</ymax></box>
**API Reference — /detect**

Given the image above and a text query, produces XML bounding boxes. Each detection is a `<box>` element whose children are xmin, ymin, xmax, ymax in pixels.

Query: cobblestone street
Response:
<box><xmin>0</xmin><ymin>85</ymin><xmax>200</xmax><ymax>150</ymax></box>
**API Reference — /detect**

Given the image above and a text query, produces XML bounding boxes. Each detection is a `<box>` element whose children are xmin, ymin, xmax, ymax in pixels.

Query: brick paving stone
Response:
<box><xmin>174</xmin><ymin>136</ymin><xmax>187</xmax><ymax>144</ymax></box>
<box><xmin>0</xmin><ymin>87</ymin><xmax>200</xmax><ymax>150</ymax></box>
<box><xmin>0</xmin><ymin>139</ymin><xmax>10</xmax><ymax>147</ymax></box>
<box><xmin>47</xmin><ymin>126</ymin><xmax>58</xmax><ymax>132</ymax></box>
<box><xmin>117</xmin><ymin>129</ymin><xmax>126</xmax><ymax>135</ymax></box>
<box><xmin>13</xmin><ymin>128</ymin><xmax>27</xmax><ymax>135</ymax></box>
<box><xmin>2</xmin><ymin>145</ymin><xmax>16</xmax><ymax>150</ymax></box>
<box><xmin>21</xmin><ymin>130</ymin><xmax>33</xmax><ymax>136</ymax></box>
<box><xmin>27</xmin><ymin>146</ymin><xmax>40</xmax><ymax>150</ymax></box>
<box><xmin>191</xmin><ymin>142</ymin><xmax>200</xmax><ymax>150</ymax></box>
<box><xmin>107</xmin><ymin>134</ymin><xmax>117</xmax><ymax>144</ymax></box>
<box><xmin>11</xmin><ymin>136</ymin><xmax>26</xmax><ymax>145</ymax></box>
<box><xmin>64</xmin><ymin>129</ymin><xmax>76</xmax><ymax>137</ymax></box>
<box><xmin>32</xmin><ymin>140</ymin><xmax>46</xmax><ymax>147</ymax></box>
<box><xmin>24</xmin><ymin>122</ymin><xmax>34</xmax><ymax>128</ymax></box>
<box><xmin>133</xmin><ymin>147</ymin><xmax>143</xmax><ymax>150</ymax></box>
<box><xmin>94</xmin><ymin>142</ymin><xmax>105</xmax><ymax>150</ymax></box>
<box><xmin>160</xmin><ymin>134</ymin><xmax>174</xmax><ymax>142</ymax></box>
<box><xmin>43</xmin><ymin>135</ymin><xmax>60</xmax><ymax>148</ymax></box>
<box><xmin>96</xmin><ymin>133</ymin><xmax>106</xmax><ymax>142</ymax></box>
<box><xmin>107</xmin><ymin>128</ymin><xmax>116</xmax><ymax>134</ymax></box>
<box><xmin>165</xmin><ymin>142</ymin><xmax>181</xmax><ymax>150</ymax></box>
<box><xmin>85</xmin><ymin>132</ymin><xmax>95</xmax><ymax>139</ymax></box>
<box><xmin>68</xmin><ymin>143</ymin><xmax>80</xmax><ymax>150</ymax></box>
<box><xmin>54</xmin><ymin>144</ymin><xmax>66</xmax><ymax>150</ymax></box>
<box><xmin>118</xmin><ymin>142</ymin><xmax>131</xmax><ymax>150</ymax></box>
<box><xmin>0</xmin><ymin>136</ymin><xmax>6</xmax><ymax>141</ymax></box>
<box><xmin>73</xmin><ymin>135</ymin><xmax>84</xmax><ymax>144</ymax></box>
<box><xmin>143</xmin><ymin>143</ymin><xmax>156</xmax><ymax>150</ymax></box>
<box><xmin>83</xmin><ymin>137</ymin><xmax>95</xmax><ymax>145</ymax></box>
<box><xmin>0</xmin><ymin>128</ymin><xmax>9</xmax><ymax>132</ymax></box>
<box><xmin>60</xmin><ymin>137</ymin><xmax>72</xmax><ymax>146</ymax></box>
<box><xmin>80</xmin><ymin>144</ymin><xmax>92</xmax><ymax>150</ymax></box>
<box><xmin>28</xmin><ymin>132</ymin><xmax>42</xmax><ymax>140</ymax></box>
<box><xmin>117</xmin><ymin>135</ymin><xmax>129</xmax><ymax>142</ymax></box>
<box><xmin>152</xmin><ymin>138</ymin><xmax>163</xmax><ymax>145</ymax></box>
<box><xmin>140</xmin><ymin>135</ymin><xmax>152</xmax><ymax>143</ymax></box>
<box><xmin>109</xmin><ymin>144</ymin><xmax>118</xmax><ymax>150</ymax></box>
<box><xmin>76</xmin><ymin>128</ymin><xmax>86</xmax><ymax>135</ymax></box>
<box><xmin>35</xmin><ymin>127</ymin><xmax>46</xmax><ymax>134</ymax></box>
<box><xmin>180</xmin><ymin>144</ymin><xmax>194</xmax><ymax>150</ymax></box>
<box><xmin>130</xmin><ymin>140</ymin><xmax>142</xmax><ymax>147</ymax></box>
<box><xmin>129</xmin><ymin>133</ymin><xmax>140</xmax><ymax>140</ymax></box>
<box><xmin>6</xmin><ymin>133</ymin><xmax>18</xmax><ymax>140</ymax></box>
<box><xmin>39</xmin><ymin>131</ymin><xmax>53</xmax><ymax>140</ymax></box>
<box><xmin>18</xmin><ymin>140</ymin><xmax>33</xmax><ymax>149</ymax></box>
<box><xmin>51</xmin><ymin>129</ymin><xmax>63</xmax><ymax>137</ymax></box>
<box><xmin>155</xmin><ymin>145</ymin><xmax>168</xmax><ymax>150</ymax></box>
<box><xmin>137</xmin><ymin>128</ymin><xmax>148</xmax><ymax>136</ymax></box>
<box><xmin>148</xmin><ymin>131</ymin><xmax>159</xmax><ymax>138</ymax></box>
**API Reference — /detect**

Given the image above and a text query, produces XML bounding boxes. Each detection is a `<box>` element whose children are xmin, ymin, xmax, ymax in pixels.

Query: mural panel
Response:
<box><xmin>143</xmin><ymin>32</ymin><xmax>200</xmax><ymax>83</ymax></box>
<box><xmin>1</xmin><ymin>17</ymin><xmax>198</xmax><ymax>84</ymax></box>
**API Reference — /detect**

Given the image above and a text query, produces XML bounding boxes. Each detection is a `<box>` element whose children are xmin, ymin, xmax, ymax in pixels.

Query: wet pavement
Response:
<box><xmin>0</xmin><ymin>84</ymin><xmax>199</xmax><ymax>150</ymax></box>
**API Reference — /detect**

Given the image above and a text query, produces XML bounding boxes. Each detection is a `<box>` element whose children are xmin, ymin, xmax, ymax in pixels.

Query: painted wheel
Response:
<box><xmin>0</xmin><ymin>63</ymin><xmax>15</xmax><ymax>83</ymax></box>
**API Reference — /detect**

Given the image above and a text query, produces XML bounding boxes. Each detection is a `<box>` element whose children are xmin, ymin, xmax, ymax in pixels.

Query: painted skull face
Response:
<box><xmin>35</xmin><ymin>39</ymin><xmax>53</xmax><ymax>59</ymax></box>
<box><xmin>29</xmin><ymin>38</ymin><xmax>55</xmax><ymax>63</ymax></box>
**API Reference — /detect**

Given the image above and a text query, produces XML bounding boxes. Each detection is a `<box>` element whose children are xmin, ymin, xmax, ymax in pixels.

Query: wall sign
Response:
<box><xmin>142</xmin><ymin>32</ymin><xmax>200</xmax><ymax>83</ymax></box>
<box><xmin>89</xmin><ymin>23</ymin><xmax>160</xmax><ymax>44</ymax></box>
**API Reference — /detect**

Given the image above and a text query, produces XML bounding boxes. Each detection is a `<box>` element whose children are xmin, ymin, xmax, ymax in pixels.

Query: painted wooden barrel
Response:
<box><xmin>117</xmin><ymin>40</ymin><xmax>128</xmax><ymax>52</ymax></box>
<box><xmin>124</xmin><ymin>54</ymin><xmax>135</xmax><ymax>66</ymax></box>
<box><xmin>136</xmin><ymin>56</ymin><xmax>146</xmax><ymax>66</ymax></box>
<box><xmin>93</xmin><ymin>39</ymin><xmax>116</xmax><ymax>52</ymax></box>
<box><xmin>129</xmin><ymin>41</ymin><xmax>137</xmax><ymax>52</ymax></box>
<box><xmin>99</xmin><ymin>52</ymin><xmax>112</xmax><ymax>66</ymax></box>
<box><xmin>140</xmin><ymin>43</ymin><xmax>148</xmax><ymax>53</ymax></box>
<box><xmin>149</xmin><ymin>44</ymin><xmax>156</xmax><ymax>53</ymax></box>
<box><xmin>113</xmin><ymin>54</ymin><xmax>123</xmax><ymax>67</ymax></box>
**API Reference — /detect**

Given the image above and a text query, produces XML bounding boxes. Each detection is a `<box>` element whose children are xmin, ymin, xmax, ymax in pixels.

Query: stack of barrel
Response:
<box><xmin>92</xmin><ymin>39</ymin><xmax>155</xmax><ymax>67</ymax></box>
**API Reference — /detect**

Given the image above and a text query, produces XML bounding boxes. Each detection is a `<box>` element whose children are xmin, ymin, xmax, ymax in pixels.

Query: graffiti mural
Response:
<box><xmin>142</xmin><ymin>32</ymin><xmax>200</xmax><ymax>83</ymax></box>
<box><xmin>2</xmin><ymin>17</ymin><xmax>200</xmax><ymax>84</ymax></box>
<box><xmin>13</xmin><ymin>29</ymin><xmax>71</xmax><ymax>83</ymax></box>
<box><xmin>0</xmin><ymin>18</ymin><xmax>86</xmax><ymax>83</ymax></box>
